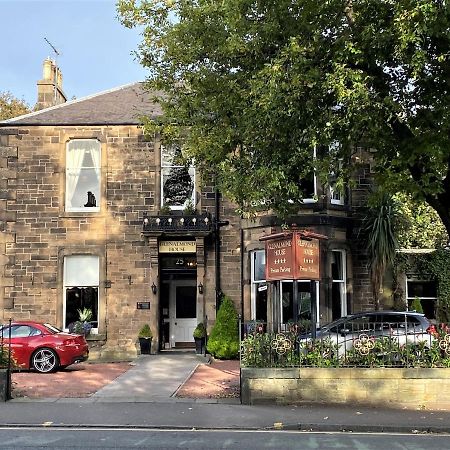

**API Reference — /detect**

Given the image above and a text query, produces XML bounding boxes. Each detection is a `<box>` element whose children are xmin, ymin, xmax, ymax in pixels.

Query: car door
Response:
<box><xmin>1</xmin><ymin>325</ymin><xmax>42</xmax><ymax>369</ymax></box>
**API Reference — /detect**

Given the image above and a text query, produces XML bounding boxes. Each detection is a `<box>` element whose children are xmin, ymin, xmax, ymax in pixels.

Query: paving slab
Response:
<box><xmin>91</xmin><ymin>353</ymin><xmax>205</xmax><ymax>401</ymax></box>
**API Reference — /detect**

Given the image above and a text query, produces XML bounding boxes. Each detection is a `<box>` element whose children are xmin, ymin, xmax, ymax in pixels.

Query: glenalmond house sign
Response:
<box><xmin>261</xmin><ymin>229</ymin><xmax>327</xmax><ymax>281</ymax></box>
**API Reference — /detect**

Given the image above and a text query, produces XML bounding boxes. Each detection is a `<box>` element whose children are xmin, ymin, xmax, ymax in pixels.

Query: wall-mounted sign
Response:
<box><xmin>137</xmin><ymin>301</ymin><xmax>150</xmax><ymax>310</ymax></box>
<box><xmin>264</xmin><ymin>231</ymin><xmax>322</xmax><ymax>281</ymax></box>
<box><xmin>159</xmin><ymin>240</ymin><xmax>197</xmax><ymax>253</ymax></box>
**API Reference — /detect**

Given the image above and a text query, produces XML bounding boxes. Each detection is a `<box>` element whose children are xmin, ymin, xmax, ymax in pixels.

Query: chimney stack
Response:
<box><xmin>36</xmin><ymin>58</ymin><xmax>67</xmax><ymax>110</ymax></box>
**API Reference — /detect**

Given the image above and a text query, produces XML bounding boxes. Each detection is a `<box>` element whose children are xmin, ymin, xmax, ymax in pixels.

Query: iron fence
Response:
<box><xmin>0</xmin><ymin>319</ymin><xmax>12</xmax><ymax>400</ymax></box>
<box><xmin>240</xmin><ymin>319</ymin><xmax>450</xmax><ymax>368</ymax></box>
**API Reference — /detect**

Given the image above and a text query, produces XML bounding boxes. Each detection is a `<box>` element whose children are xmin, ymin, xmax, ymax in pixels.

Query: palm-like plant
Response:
<box><xmin>362</xmin><ymin>190</ymin><xmax>398</xmax><ymax>310</ymax></box>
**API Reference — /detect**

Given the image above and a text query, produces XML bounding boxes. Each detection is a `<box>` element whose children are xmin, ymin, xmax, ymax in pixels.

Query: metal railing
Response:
<box><xmin>240</xmin><ymin>319</ymin><xmax>450</xmax><ymax>368</ymax></box>
<box><xmin>0</xmin><ymin>319</ymin><xmax>13</xmax><ymax>400</ymax></box>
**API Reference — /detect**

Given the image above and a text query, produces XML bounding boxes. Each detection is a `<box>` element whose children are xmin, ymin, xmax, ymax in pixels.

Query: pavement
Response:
<box><xmin>4</xmin><ymin>352</ymin><xmax>450</xmax><ymax>434</ymax></box>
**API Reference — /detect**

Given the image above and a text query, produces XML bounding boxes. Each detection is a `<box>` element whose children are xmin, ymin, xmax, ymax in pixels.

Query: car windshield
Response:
<box><xmin>43</xmin><ymin>323</ymin><xmax>62</xmax><ymax>334</ymax></box>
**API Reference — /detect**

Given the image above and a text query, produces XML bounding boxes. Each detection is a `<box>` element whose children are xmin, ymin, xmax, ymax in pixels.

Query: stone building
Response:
<box><xmin>0</xmin><ymin>61</ymin><xmax>376</xmax><ymax>360</ymax></box>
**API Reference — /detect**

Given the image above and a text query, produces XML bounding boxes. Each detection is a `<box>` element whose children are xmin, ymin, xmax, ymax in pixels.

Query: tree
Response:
<box><xmin>0</xmin><ymin>91</ymin><xmax>30</xmax><ymax>121</ymax></box>
<box><xmin>394</xmin><ymin>193</ymin><xmax>447</xmax><ymax>249</ymax></box>
<box><xmin>362</xmin><ymin>190</ymin><xmax>398</xmax><ymax>310</ymax></box>
<box><xmin>118</xmin><ymin>1</ymin><xmax>450</xmax><ymax>231</ymax></box>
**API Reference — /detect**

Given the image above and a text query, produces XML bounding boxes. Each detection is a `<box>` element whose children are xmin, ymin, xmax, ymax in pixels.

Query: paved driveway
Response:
<box><xmin>11</xmin><ymin>354</ymin><xmax>240</xmax><ymax>402</ymax></box>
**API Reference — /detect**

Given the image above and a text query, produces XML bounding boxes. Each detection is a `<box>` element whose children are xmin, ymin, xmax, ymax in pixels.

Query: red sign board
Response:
<box><xmin>265</xmin><ymin>237</ymin><xmax>295</xmax><ymax>281</ymax></box>
<box><xmin>265</xmin><ymin>232</ymin><xmax>320</xmax><ymax>281</ymax></box>
<box><xmin>294</xmin><ymin>235</ymin><xmax>320</xmax><ymax>280</ymax></box>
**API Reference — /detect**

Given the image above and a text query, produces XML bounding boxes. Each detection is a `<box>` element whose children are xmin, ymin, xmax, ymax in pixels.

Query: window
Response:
<box><xmin>406</xmin><ymin>279</ymin><xmax>437</xmax><ymax>319</ymax></box>
<box><xmin>331</xmin><ymin>250</ymin><xmax>347</xmax><ymax>320</ymax></box>
<box><xmin>1</xmin><ymin>325</ymin><xmax>42</xmax><ymax>338</ymax></box>
<box><xmin>65</xmin><ymin>139</ymin><xmax>101</xmax><ymax>212</ymax></box>
<box><xmin>280</xmin><ymin>280</ymin><xmax>319</xmax><ymax>327</ymax></box>
<box><xmin>328</xmin><ymin>142</ymin><xmax>345</xmax><ymax>205</ymax></box>
<box><xmin>161</xmin><ymin>144</ymin><xmax>195</xmax><ymax>210</ymax></box>
<box><xmin>250</xmin><ymin>250</ymin><xmax>267</xmax><ymax>322</ymax></box>
<box><xmin>330</xmin><ymin>185</ymin><xmax>344</xmax><ymax>205</ymax></box>
<box><xmin>300</xmin><ymin>147</ymin><xmax>317</xmax><ymax>203</ymax></box>
<box><xmin>63</xmin><ymin>255</ymin><xmax>99</xmax><ymax>332</ymax></box>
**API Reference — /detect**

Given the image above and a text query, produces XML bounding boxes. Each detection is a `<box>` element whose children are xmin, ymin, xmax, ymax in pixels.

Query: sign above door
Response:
<box><xmin>159</xmin><ymin>240</ymin><xmax>197</xmax><ymax>253</ymax></box>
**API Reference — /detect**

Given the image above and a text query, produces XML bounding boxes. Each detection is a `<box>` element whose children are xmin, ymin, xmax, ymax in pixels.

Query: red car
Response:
<box><xmin>0</xmin><ymin>321</ymin><xmax>89</xmax><ymax>373</ymax></box>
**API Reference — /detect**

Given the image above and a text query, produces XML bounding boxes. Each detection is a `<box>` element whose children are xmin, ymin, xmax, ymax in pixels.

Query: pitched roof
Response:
<box><xmin>0</xmin><ymin>82</ymin><xmax>163</xmax><ymax>126</ymax></box>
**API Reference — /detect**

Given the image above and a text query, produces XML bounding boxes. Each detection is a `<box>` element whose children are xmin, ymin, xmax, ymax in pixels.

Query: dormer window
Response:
<box><xmin>65</xmin><ymin>139</ymin><xmax>101</xmax><ymax>212</ymax></box>
<box><xmin>161</xmin><ymin>144</ymin><xmax>195</xmax><ymax>210</ymax></box>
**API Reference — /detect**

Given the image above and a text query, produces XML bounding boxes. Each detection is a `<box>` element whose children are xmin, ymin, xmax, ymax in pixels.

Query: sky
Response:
<box><xmin>0</xmin><ymin>0</ymin><xmax>147</xmax><ymax>107</ymax></box>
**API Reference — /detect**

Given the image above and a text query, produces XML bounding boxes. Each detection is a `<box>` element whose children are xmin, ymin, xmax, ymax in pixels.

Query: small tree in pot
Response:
<box><xmin>193</xmin><ymin>322</ymin><xmax>206</xmax><ymax>354</ymax></box>
<box><xmin>138</xmin><ymin>324</ymin><xmax>153</xmax><ymax>355</ymax></box>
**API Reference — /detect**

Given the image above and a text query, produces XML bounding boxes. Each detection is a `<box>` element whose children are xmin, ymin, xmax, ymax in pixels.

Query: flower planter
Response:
<box><xmin>139</xmin><ymin>337</ymin><xmax>152</xmax><ymax>355</ymax></box>
<box><xmin>194</xmin><ymin>337</ymin><xmax>205</xmax><ymax>354</ymax></box>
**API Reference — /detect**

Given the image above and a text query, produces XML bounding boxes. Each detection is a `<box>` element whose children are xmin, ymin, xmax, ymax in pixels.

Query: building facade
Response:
<box><xmin>0</xmin><ymin>63</ymin><xmax>378</xmax><ymax>360</ymax></box>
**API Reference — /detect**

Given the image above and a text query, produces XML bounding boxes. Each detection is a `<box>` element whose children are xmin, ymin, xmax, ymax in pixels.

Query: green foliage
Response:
<box><xmin>206</xmin><ymin>296</ymin><xmax>239</xmax><ymax>359</ymax></box>
<box><xmin>77</xmin><ymin>308</ymin><xmax>93</xmax><ymax>322</ymax></box>
<box><xmin>394</xmin><ymin>193</ymin><xmax>447</xmax><ymax>249</ymax></box>
<box><xmin>193</xmin><ymin>322</ymin><xmax>206</xmax><ymax>339</ymax></box>
<box><xmin>411</xmin><ymin>297</ymin><xmax>424</xmax><ymax>314</ymax></box>
<box><xmin>416</xmin><ymin>249</ymin><xmax>450</xmax><ymax>322</ymax></box>
<box><xmin>159</xmin><ymin>204</ymin><xmax>171</xmax><ymax>215</ymax></box>
<box><xmin>138</xmin><ymin>324</ymin><xmax>153</xmax><ymax>338</ymax></box>
<box><xmin>0</xmin><ymin>91</ymin><xmax>30</xmax><ymax>120</ymax></box>
<box><xmin>118</xmin><ymin>0</ymin><xmax>450</xmax><ymax>231</ymax></box>
<box><xmin>0</xmin><ymin>345</ymin><xmax>16</xmax><ymax>368</ymax></box>
<box><xmin>183</xmin><ymin>199</ymin><xmax>197</xmax><ymax>215</ymax></box>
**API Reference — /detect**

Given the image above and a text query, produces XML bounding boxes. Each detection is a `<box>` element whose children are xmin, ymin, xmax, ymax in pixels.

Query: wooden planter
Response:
<box><xmin>194</xmin><ymin>337</ymin><xmax>205</xmax><ymax>354</ymax></box>
<box><xmin>138</xmin><ymin>337</ymin><xmax>152</xmax><ymax>355</ymax></box>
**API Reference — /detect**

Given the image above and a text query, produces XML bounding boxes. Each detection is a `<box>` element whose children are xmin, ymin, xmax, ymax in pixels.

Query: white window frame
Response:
<box><xmin>329</xmin><ymin>142</ymin><xmax>345</xmax><ymax>205</ymax></box>
<box><xmin>250</xmin><ymin>250</ymin><xmax>266</xmax><ymax>321</ymax></box>
<box><xmin>65</xmin><ymin>139</ymin><xmax>101</xmax><ymax>213</ymax></box>
<box><xmin>63</xmin><ymin>255</ymin><xmax>100</xmax><ymax>334</ymax></box>
<box><xmin>279</xmin><ymin>280</ymin><xmax>320</xmax><ymax>327</ymax></box>
<box><xmin>160</xmin><ymin>144</ymin><xmax>196</xmax><ymax>211</ymax></box>
<box><xmin>332</xmin><ymin>250</ymin><xmax>347</xmax><ymax>317</ymax></box>
<box><xmin>301</xmin><ymin>146</ymin><xmax>317</xmax><ymax>203</ymax></box>
<box><xmin>406</xmin><ymin>278</ymin><xmax>437</xmax><ymax>315</ymax></box>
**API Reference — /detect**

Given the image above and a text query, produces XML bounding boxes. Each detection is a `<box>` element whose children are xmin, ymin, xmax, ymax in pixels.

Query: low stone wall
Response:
<box><xmin>241</xmin><ymin>367</ymin><xmax>450</xmax><ymax>410</ymax></box>
<box><xmin>0</xmin><ymin>369</ymin><xmax>10</xmax><ymax>401</ymax></box>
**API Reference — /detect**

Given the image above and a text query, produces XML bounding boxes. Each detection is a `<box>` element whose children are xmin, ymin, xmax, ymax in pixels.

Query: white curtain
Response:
<box><xmin>88</xmin><ymin>141</ymin><xmax>101</xmax><ymax>180</ymax></box>
<box><xmin>66</xmin><ymin>140</ymin><xmax>100</xmax><ymax>209</ymax></box>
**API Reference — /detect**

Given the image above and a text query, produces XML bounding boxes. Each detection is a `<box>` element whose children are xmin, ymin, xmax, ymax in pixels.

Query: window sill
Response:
<box><xmin>86</xmin><ymin>334</ymin><xmax>106</xmax><ymax>341</ymax></box>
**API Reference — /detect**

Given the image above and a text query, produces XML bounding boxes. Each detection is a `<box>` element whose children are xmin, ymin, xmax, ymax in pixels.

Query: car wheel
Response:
<box><xmin>31</xmin><ymin>348</ymin><xmax>59</xmax><ymax>373</ymax></box>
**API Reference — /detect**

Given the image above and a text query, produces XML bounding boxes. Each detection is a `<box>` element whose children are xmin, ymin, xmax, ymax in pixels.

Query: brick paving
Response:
<box><xmin>175</xmin><ymin>359</ymin><xmax>240</xmax><ymax>399</ymax></box>
<box><xmin>11</xmin><ymin>358</ymin><xmax>240</xmax><ymax>400</ymax></box>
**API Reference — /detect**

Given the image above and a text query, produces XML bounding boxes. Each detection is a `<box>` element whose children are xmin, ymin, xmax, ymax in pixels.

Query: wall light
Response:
<box><xmin>151</xmin><ymin>282</ymin><xmax>157</xmax><ymax>295</ymax></box>
<box><xmin>198</xmin><ymin>283</ymin><xmax>203</xmax><ymax>294</ymax></box>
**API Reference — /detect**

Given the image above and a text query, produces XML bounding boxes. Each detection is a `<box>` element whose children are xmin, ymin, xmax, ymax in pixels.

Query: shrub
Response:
<box><xmin>193</xmin><ymin>322</ymin><xmax>206</xmax><ymax>339</ymax></box>
<box><xmin>138</xmin><ymin>324</ymin><xmax>153</xmax><ymax>338</ymax></box>
<box><xmin>411</xmin><ymin>297</ymin><xmax>424</xmax><ymax>314</ymax></box>
<box><xmin>206</xmin><ymin>296</ymin><xmax>239</xmax><ymax>359</ymax></box>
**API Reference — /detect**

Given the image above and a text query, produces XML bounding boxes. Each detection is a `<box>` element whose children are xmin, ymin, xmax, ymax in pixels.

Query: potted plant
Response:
<box><xmin>138</xmin><ymin>324</ymin><xmax>153</xmax><ymax>355</ymax></box>
<box><xmin>69</xmin><ymin>308</ymin><xmax>92</xmax><ymax>336</ymax></box>
<box><xmin>193</xmin><ymin>322</ymin><xmax>206</xmax><ymax>354</ymax></box>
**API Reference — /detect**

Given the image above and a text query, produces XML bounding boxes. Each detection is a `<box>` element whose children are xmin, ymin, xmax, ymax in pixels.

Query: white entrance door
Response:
<box><xmin>169</xmin><ymin>280</ymin><xmax>197</xmax><ymax>347</ymax></box>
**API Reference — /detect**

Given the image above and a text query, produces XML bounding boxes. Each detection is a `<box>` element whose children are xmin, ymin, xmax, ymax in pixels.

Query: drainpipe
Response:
<box><xmin>214</xmin><ymin>183</ymin><xmax>229</xmax><ymax>312</ymax></box>
<box><xmin>215</xmin><ymin>185</ymin><xmax>221</xmax><ymax>311</ymax></box>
